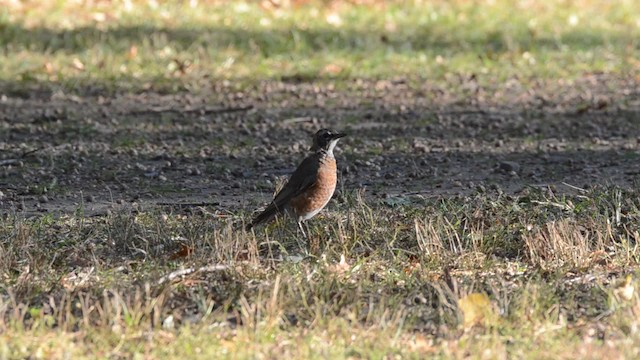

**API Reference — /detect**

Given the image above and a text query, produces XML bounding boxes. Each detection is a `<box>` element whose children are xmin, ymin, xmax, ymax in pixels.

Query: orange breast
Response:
<box><xmin>289</xmin><ymin>157</ymin><xmax>337</xmax><ymax>220</ymax></box>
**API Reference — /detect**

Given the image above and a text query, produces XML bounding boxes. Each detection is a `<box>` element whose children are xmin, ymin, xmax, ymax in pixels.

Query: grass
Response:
<box><xmin>3</xmin><ymin>186</ymin><xmax>640</xmax><ymax>358</ymax></box>
<box><xmin>1</xmin><ymin>0</ymin><xmax>639</xmax><ymax>93</ymax></box>
<box><xmin>3</xmin><ymin>0</ymin><xmax>640</xmax><ymax>358</ymax></box>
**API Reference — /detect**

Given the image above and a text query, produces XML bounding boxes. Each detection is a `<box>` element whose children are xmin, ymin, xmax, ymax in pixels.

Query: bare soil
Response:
<box><xmin>1</xmin><ymin>74</ymin><xmax>639</xmax><ymax>217</ymax></box>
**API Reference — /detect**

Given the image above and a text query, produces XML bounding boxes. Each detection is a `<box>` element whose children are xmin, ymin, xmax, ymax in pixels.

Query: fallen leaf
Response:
<box><xmin>458</xmin><ymin>292</ymin><xmax>495</xmax><ymax>330</ymax></box>
<box><xmin>613</xmin><ymin>275</ymin><xmax>635</xmax><ymax>301</ymax></box>
<box><xmin>128</xmin><ymin>45</ymin><xmax>138</xmax><ymax>60</ymax></box>
<box><xmin>588</xmin><ymin>250</ymin><xmax>609</xmax><ymax>266</ymax></box>
<box><xmin>92</xmin><ymin>12</ymin><xmax>107</xmax><ymax>22</ymax></box>
<box><xmin>322</xmin><ymin>63</ymin><xmax>342</xmax><ymax>75</ymax></box>
<box><xmin>169</xmin><ymin>243</ymin><xmax>194</xmax><ymax>260</ymax></box>
<box><xmin>403</xmin><ymin>255</ymin><xmax>421</xmax><ymax>274</ymax></box>
<box><xmin>72</xmin><ymin>58</ymin><xmax>85</xmax><ymax>71</ymax></box>
<box><xmin>328</xmin><ymin>254</ymin><xmax>350</xmax><ymax>275</ymax></box>
<box><xmin>61</xmin><ymin>267</ymin><xmax>95</xmax><ymax>291</ymax></box>
<box><xmin>326</xmin><ymin>13</ymin><xmax>342</xmax><ymax>26</ymax></box>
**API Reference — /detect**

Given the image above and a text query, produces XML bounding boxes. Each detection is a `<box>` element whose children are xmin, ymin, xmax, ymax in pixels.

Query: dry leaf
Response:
<box><xmin>588</xmin><ymin>250</ymin><xmax>609</xmax><ymax>266</ymax></box>
<box><xmin>458</xmin><ymin>292</ymin><xmax>495</xmax><ymax>330</ymax></box>
<box><xmin>169</xmin><ymin>243</ymin><xmax>194</xmax><ymax>260</ymax></box>
<box><xmin>403</xmin><ymin>255</ymin><xmax>421</xmax><ymax>274</ymax></box>
<box><xmin>128</xmin><ymin>45</ymin><xmax>138</xmax><ymax>60</ymax></box>
<box><xmin>61</xmin><ymin>267</ymin><xmax>95</xmax><ymax>291</ymax></box>
<box><xmin>72</xmin><ymin>58</ymin><xmax>85</xmax><ymax>71</ymax></box>
<box><xmin>44</xmin><ymin>62</ymin><xmax>54</xmax><ymax>74</ymax></box>
<box><xmin>92</xmin><ymin>12</ymin><xmax>107</xmax><ymax>22</ymax></box>
<box><xmin>401</xmin><ymin>334</ymin><xmax>435</xmax><ymax>353</ymax></box>
<box><xmin>322</xmin><ymin>63</ymin><xmax>342</xmax><ymax>75</ymax></box>
<box><xmin>614</xmin><ymin>275</ymin><xmax>635</xmax><ymax>301</ymax></box>
<box><xmin>326</xmin><ymin>13</ymin><xmax>342</xmax><ymax>26</ymax></box>
<box><xmin>328</xmin><ymin>254</ymin><xmax>350</xmax><ymax>275</ymax></box>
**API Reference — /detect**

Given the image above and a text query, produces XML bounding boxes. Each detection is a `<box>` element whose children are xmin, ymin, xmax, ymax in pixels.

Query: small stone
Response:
<box><xmin>498</xmin><ymin>161</ymin><xmax>520</xmax><ymax>173</ymax></box>
<box><xmin>163</xmin><ymin>315</ymin><xmax>174</xmax><ymax>329</ymax></box>
<box><xmin>85</xmin><ymin>194</ymin><xmax>95</xmax><ymax>202</ymax></box>
<box><xmin>39</xmin><ymin>195</ymin><xmax>49</xmax><ymax>203</ymax></box>
<box><xmin>192</xmin><ymin>168</ymin><xmax>202</xmax><ymax>176</ymax></box>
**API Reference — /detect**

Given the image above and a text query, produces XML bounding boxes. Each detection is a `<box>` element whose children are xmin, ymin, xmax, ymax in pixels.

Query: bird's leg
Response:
<box><xmin>297</xmin><ymin>221</ymin><xmax>308</xmax><ymax>239</ymax></box>
<box><xmin>295</xmin><ymin>220</ymin><xmax>316</xmax><ymax>257</ymax></box>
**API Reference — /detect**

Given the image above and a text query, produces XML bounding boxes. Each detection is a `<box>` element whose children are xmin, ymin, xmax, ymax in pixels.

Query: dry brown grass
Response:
<box><xmin>3</xmin><ymin>186</ymin><xmax>640</xmax><ymax>357</ymax></box>
<box><xmin>525</xmin><ymin>219</ymin><xmax>606</xmax><ymax>269</ymax></box>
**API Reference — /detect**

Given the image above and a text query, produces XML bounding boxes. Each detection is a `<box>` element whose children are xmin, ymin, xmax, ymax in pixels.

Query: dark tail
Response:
<box><xmin>246</xmin><ymin>203</ymin><xmax>283</xmax><ymax>230</ymax></box>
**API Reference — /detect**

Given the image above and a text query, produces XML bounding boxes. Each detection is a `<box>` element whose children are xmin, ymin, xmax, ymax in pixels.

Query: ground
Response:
<box><xmin>2</xmin><ymin>0</ymin><xmax>640</xmax><ymax>359</ymax></box>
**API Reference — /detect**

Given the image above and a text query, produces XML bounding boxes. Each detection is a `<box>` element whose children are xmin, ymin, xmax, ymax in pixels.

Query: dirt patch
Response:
<box><xmin>1</xmin><ymin>75</ymin><xmax>639</xmax><ymax>217</ymax></box>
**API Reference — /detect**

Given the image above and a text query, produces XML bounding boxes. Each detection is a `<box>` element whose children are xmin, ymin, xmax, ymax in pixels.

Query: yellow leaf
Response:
<box><xmin>458</xmin><ymin>292</ymin><xmax>494</xmax><ymax>329</ymax></box>
<box><xmin>72</xmin><ymin>58</ymin><xmax>85</xmax><ymax>71</ymax></box>
<box><xmin>43</xmin><ymin>62</ymin><xmax>54</xmax><ymax>74</ymax></box>
<box><xmin>328</xmin><ymin>254</ymin><xmax>350</xmax><ymax>275</ymax></box>
<box><xmin>326</xmin><ymin>13</ymin><xmax>342</xmax><ymax>27</ymax></box>
<box><xmin>128</xmin><ymin>45</ymin><xmax>138</xmax><ymax>60</ymax></box>
<box><xmin>614</xmin><ymin>275</ymin><xmax>635</xmax><ymax>301</ymax></box>
<box><xmin>92</xmin><ymin>12</ymin><xmax>106</xmax><ymax>22</ymax></box>
<box><xmin>322</xmin><ymin>63</ymin><xmax>342</xmax><ymax>75</ymax></box>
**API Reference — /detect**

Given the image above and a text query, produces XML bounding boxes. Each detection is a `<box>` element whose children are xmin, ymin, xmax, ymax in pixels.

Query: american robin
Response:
<box><xmin>247</xmin><ymin>128</ymin><xmax>346</xmax><ymax>237</ymax></box>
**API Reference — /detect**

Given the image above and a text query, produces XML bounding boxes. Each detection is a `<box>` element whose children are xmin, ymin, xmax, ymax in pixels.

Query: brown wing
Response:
<box><xmin>247</xmin><ymin>153</ymin><xmax>320</xmax><ymax>229</ymax></box>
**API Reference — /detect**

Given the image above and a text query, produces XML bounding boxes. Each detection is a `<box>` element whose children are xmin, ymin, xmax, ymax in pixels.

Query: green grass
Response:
<box><xmin>1</xmin><ymin>0</ymin><xmax>639</xmax><ymax>93</ymax></box>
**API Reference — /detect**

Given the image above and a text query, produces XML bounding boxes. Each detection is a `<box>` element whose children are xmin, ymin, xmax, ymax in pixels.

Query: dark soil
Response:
<box><xmin>1</xmin><ymin>75</ymin><xmax>639</xmax><ymax>217</ymax></box>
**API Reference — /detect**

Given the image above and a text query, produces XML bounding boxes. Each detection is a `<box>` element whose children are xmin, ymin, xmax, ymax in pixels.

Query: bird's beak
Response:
<box><xmin>333</xmin><ymin>132</ymin><xmax>347</xmax><ymax>139</ymax></box>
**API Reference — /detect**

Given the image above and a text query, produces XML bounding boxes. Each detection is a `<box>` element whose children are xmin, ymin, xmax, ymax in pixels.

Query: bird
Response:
<box><xmin>246</xmin><ymin>128</ymin><xmax>346</xmax><ymax>238</ymax></box>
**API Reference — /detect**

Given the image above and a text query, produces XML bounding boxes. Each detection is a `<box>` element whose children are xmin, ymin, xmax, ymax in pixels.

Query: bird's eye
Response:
<box><xmin>323</xmin><ymin>132</ymin><xmax>332</xmax><ymax>139</ymax></box>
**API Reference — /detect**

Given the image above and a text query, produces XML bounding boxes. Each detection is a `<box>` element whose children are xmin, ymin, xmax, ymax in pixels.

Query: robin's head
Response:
<box><xmin>310</xmin><ymin>128</ymin><xmax>346</xmax><ymax>153</ymax></box>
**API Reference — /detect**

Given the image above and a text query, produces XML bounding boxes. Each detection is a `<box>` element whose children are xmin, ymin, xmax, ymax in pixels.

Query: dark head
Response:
<box><xmin>310</xmin><ymin>128</ymin><xmax>346</xmax><ymax>153</ymax></box>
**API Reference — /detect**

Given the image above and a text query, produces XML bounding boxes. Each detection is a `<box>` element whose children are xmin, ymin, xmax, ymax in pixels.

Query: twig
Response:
<box><xmin>282</xmin><ymin>116</ymin><xmax>314</xmax><ymax>124</ymax></box>
<box><xmin>0</xmin><ymin>159</ymin><xmax>18</xmax><ymax>166</ymax></box>
<box><xmin>561</xmin><ymin>182</ymin><xmax>588</xmax><ymax>193</ymax></box>
<box><xmin>155</xmin><ymin>201</ymin><xmax>221</xmax><ymax>207</ymax></box>
<box><xmin>157</xmin><ymin>264</ymin><xmax>229</xmax><ymax>285</ymax></box>
<box><xmin>21</xmin><ymin>147</ymin><xmax>44</xmax><ymax>158</ymax></box>
<box><xmin>530</xmin><ymin>200</ymin><xmax>573</xmax><ymax>211</ymax></box>
<box><xmin>131</xmin><ymin>105</ymin><xmax>253</xmax><ymax>115</ymax></box>
<box><xmin>0</xmin><ymin>147</ymin><xmax>45</xmax><ymax>166</ymax></box>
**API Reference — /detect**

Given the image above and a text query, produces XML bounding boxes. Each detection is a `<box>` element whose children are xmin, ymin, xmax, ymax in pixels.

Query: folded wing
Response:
<box><xmin>247</xmin><ymin>153</ymin><xmax>321</xmax><ymax>229</ymax></box>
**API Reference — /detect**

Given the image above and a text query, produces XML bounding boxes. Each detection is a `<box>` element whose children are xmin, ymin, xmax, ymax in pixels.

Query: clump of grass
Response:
<box><xmin>525</xmin><ymin>218</ymin><xmax>605</xmax><ymax>269</ymax></box>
